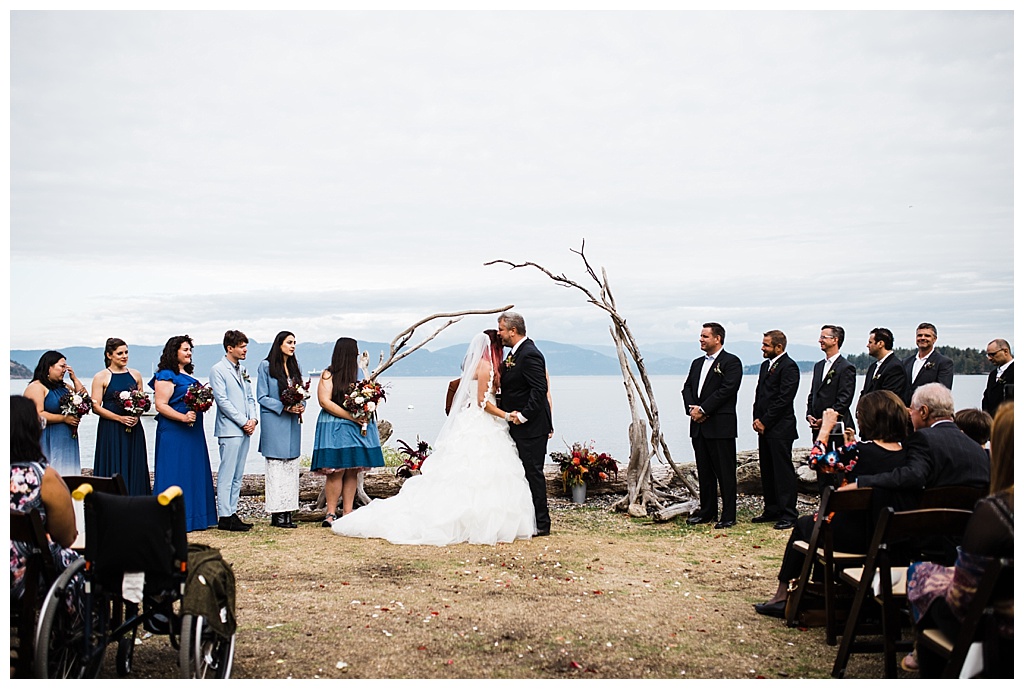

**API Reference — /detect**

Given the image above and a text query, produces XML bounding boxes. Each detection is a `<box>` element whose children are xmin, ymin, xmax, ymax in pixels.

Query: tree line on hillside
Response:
<box><xmin>742</xmin><ymin>346</ymin><xmax>995</xmax><ymax>376</ymax></box>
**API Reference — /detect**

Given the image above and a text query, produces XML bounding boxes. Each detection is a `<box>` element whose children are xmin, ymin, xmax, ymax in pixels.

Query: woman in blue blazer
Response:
<box><xmin>257</xmin><ymin>331</ymin><xmax>306</xmax><ymax>528</ymax></box>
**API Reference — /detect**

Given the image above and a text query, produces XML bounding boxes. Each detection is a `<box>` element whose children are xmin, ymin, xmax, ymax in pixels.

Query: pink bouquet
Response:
<box><xmin>183</xmin><ymin>383</ymin><xmax>214</xmax><ymax>427</ymax></box>
<box><xmin>279</xmin><ymin>378</ymin><xmax>312</xmax><ymax>423</ymax></box>
<box><xmin>341</xmin><ymin>380</ymin><xmax>387</xmax><ymax>436</ymax></box>
<box><xmin>117</xmin><ymin>389</ymin><xmax>152</xmax><ymax>433</ymax></box>
<box><xmin>58</xmin><ymin>389</ymin><xmax>93</xmax><ymax>439</ymax></box>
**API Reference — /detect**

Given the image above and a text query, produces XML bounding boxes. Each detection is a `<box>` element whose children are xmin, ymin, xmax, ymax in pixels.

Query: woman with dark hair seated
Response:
<box><xmin>754</xmin><ymin>390</ymin><xmax>915</xmax><ymax>617</ymax></box>
<box><xmin>10</xmin><ymin>394</ymin><xmax>79</xmax><ymax>605</ymax></box>
<box><xmin>904</xmin><ymin>402</ymin><xmax>1013</xmax><ymax>676</ymax></box>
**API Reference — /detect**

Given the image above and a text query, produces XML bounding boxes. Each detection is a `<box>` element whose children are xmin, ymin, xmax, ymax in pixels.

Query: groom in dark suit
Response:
<box><xmin>497</xmin><ymin>311</ymin><xmax>553</xmax><ymax>537</ymax></box>
<box><xmin>681</xmin><ymin>322</ymin><xmax>743</xmax><ymax>529</ymax></box>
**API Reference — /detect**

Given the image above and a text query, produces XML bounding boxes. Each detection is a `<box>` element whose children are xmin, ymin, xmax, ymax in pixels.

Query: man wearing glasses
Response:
<box><xmin>982</xmin><ymin>339</ymin><xmax>1014</xmax><ymax>416</ymax></box>
<box><xmin>806</xmin><ymin>324</ymin><xmax>857</xmax><ymax>440</ymax></box>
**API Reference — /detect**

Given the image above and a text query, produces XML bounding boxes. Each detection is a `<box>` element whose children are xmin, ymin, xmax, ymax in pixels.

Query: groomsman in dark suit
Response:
<box><xmin>982</xmin><ymin>338</ymin><xmax>1014</xmax><ymax>416</ymax></box>
<box><xmin>861</xmin><ymin>327</ymin><xmax>908</xmax><ymax>403</ymax></box>
<box><xmin>681</xmin><ymin>322</ymin><xmax>743</xmax><ymax>529</ymax></box>
<box><xmin>806</xmin><ymin>324</ymin><xmax>857</xmax><ymax>438</ymax></box>
<box><xmin>902</xmin><ymin>322</ymin><xmax>954</xmax><ymax>404</ymax></box>
<box><xmin>497</xmin><ymin>311</ymin><xmax>553</xmax><ymax>537</ymax></box>
<box><xmin>751</xmin><ymin>330</ymin><xmax>800</xmax><ymax>530</ymax></box>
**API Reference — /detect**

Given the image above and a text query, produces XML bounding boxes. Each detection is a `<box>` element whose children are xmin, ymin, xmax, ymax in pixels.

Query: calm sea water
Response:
<box><xmin>21</xmin><ymin>374</ymin><xmax>990</xmax><ymax>475</ymax></box>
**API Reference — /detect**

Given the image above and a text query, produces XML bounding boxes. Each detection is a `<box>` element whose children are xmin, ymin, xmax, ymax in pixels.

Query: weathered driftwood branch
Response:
<box><xmin>488</xmin><ymin>241</ymin><xmax>697</xmax><ymax>517</ymax></box>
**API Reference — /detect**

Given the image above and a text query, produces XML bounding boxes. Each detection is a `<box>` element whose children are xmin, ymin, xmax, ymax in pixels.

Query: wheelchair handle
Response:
<box><xmin>71</xmin><ymin>483</ymin><xmax>93</xmax><ymax>501</ymax></box>
<box><xmin>158</xmin><ymin>485</ymin><xmax>183</xmax><ymax>505</ymax></box>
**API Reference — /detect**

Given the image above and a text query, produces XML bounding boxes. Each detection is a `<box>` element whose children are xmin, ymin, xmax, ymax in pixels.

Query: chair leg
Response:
<box><xmin>831</xmin><ymin>571</ymin><xmax>872</xmax><ymax>678</ymax></box>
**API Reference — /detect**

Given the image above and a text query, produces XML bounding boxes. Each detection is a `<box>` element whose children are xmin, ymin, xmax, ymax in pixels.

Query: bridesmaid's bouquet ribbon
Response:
<box><xmin>279</xmin><ymin>379</ymin><xmax>312</xmax><ymax>423</ymax></box>
<box><xmin>183</xmin><ymin>383</ymin><xmax>214</xmax><ymax>427</ymax></box>
<box><xmin>117</xmin><ymin>389</ymin><xmax>151</xmax><ymax>433</ymax></box>
<box><xmin>59</xmin><ymin>389</ymin><xmax>93</xmax><ymax>439</ymax></box>
<box><xmin>341</xmin><ymin>380</ymin><xmax>387</xmax><ymax>436</ymax></box>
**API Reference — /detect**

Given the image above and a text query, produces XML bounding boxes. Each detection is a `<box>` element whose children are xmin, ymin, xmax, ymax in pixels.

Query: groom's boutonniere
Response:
<box><xmin>713</xmin><ymin>363</ymin><xmax>723</xmax><ymax>376</ymax></box>
<box><xmin>240</xmin><ymin>367</ymin><xmax>252</xmax><ymax>384</ymax></box>
<box><xmin>503</xmin><ymin>354</ymin><xmax>515</xmax><ymax>369</ymax></box>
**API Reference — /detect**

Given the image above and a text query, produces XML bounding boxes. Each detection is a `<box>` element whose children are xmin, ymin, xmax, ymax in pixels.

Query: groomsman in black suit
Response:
<box><xmin>806</xmin><ymin>324</ymin><xmax>857</xmax><ymax>438</ymax></box>
<box><xmin>497</xmin><ymin>311</ymin><xmax>553</xmax><ymax>537</ymax></box>
<box><xmin>681</xmin><ymin>322</ymin><xmax>743</xmax><ymax>529</ymax></box>
<box><xmin>751</xmin><ymin>330</ymin><xmax>800</xmax><ymax>530</ymax></box>
<box><xmin>902</xmin><ymin>322</ymin><xmax>954</xmax><ymax>404</ymax></box>
<box><xmin>981</xmin><ymin>338</ymin><xmax>1014</xmax><ymax>416</ymax></box>
<box><xmin>861</xmin><ymin>327</ymin><xmax>908</xmax><ymax>403</ymax></box>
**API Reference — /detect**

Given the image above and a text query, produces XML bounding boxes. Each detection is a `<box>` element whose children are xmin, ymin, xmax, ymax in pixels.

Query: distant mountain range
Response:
<box><xmin>10</xmin><ymin>338</ymin><xmax>826</xmax><ymax>380</ymax></box>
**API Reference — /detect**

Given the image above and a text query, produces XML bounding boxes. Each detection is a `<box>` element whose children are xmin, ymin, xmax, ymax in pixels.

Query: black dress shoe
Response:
<box><xmin>751</xmin><ymin>514</ymin><xmax>779</xmax><ymax>524</ymax></box>
<box><xmin>218</xmin><ymin>516</ymin><xmax>249</xmax><ymax>532</ymax></box>
<box><xmin>773</xmin><ymin>519</ymin><xmax>796</xmax><ymax>530</ymax></box>
<box><xmin>686</xmin><ymin>515</ymin><xmax>713</xmax><ymax>525</ymax></box>
<box><xmin>534</xmin><ymin>530</ymin><xmax>551</xmax><ymax>537</ymax></box>
<box><xmin>753</xmin><ymin>600</ymin><xmax>787</xmax><ymax>619</ymax></box>
<box><xmin>232</xmin><ymin>514</ymin><xmax>253</xmax><ymax>531</ymax></box>
<box><xmin>714</xmin><ymin>520</ymin><xmax>736</xmax><ymax>529</ymax></box>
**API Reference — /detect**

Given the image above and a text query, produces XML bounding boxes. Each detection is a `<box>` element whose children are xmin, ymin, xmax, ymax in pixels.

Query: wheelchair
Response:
<box><xmin>33</xmin><ymin>484</ymin><xmax>236</xmax><ymax>679</ymax></box>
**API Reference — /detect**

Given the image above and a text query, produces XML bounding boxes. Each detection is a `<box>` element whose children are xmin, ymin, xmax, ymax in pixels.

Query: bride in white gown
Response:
<box><xmin>332</xmin><ymin>330</ymin><xmax>537</xmax><ymax>545</ymax></box>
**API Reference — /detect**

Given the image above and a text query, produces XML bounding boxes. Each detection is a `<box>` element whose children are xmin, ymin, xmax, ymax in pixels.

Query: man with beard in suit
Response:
<box><xmin>681</xmin><ymin>322</ymin><xmax>743</xmax><ymax>529</ymax></box>
<box><xmin>982</xmin><ymin>338</ymin><xmax>1014</xmax><ymax>416</ymax></box>
<box><xmin>861</xmin><ymin>327</ymin><xmax>908</xmax><ymax>403</ymax></box>
<box><xmin>497</xmin><ymin>311</ymin><xmax>553</xmax><ymax>537</ymax></box>
<box><xmin>903</xmin><ymin>322</ymin><xmax>954</xmax><ymax>404</ymax></box>
<box><xmin>751</xmin><ymin>330</ymin><xmax>800</xmax><ymax>530</ymax></box>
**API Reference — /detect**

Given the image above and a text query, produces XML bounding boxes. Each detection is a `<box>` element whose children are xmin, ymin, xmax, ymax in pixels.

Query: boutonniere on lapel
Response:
<box><xmin>503</xmin><ymin>354</ymin><xmax>515</xmax><ymax>369</ymax></box>
<box><xmin>872</xmin><ymin>371</ymin><xmax>880</xmax><ymax>381</ymax></box>
<box><xmin>923</xmin><ymin>361</ymin><xmax>935</xmax><ymax>370</ymax></box>
<box><xmin>240</xmin><ymin>367</ymin><xmax>252</xmax><ymax>384</ymax></box>
<box><xmin>768</xmin><ymin>362</ymin><xmax>778</xmax><ymax>376</ymax></box>
<box><xmin>996</xmin><ymin>375</ymin><xmax>1007</xmax><ymax>385</ymax></box>
<box><xmin>825</xmin><ymin>369</ymin><xmax>835</xmax><ymax>385</ymax></box>
<box><xmin>713</xmin><ymin>363</ymin><xmax>723</xmax><ymax>376</ymax></box>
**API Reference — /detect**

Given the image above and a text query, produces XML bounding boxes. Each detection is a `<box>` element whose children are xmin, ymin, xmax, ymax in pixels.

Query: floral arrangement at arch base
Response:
<box><xmin>395</xmin><ymin>437</ymin><xmax>431</xmax><ymax>479</ymax></box>
<box><xmin>549</xmin><ymin>441</ymin><xmax>619</xmax><ymax>492</ymax></box>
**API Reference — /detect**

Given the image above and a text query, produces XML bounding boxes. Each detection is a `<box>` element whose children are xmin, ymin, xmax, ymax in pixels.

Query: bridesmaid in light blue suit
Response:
<box><xmin>257</xmin><ymin>331</ymin><xmax>306</xmax><ymax>529</ymax></box>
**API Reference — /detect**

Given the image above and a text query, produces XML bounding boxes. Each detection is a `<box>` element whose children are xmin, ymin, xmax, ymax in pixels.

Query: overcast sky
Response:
<box><xmin>9</xmin><ymin>10</ymin><xmax>1014</xmax><ymax>356</ymax></box>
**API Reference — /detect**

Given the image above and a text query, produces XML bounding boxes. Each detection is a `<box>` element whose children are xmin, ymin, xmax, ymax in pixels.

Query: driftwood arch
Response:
<box><xmin>487</xmin><ymin>242</ymin><xmax>697</xmax><ymax>517</ymax></box>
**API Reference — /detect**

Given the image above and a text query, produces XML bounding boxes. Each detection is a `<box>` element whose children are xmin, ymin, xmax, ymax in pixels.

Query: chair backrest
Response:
<box><xmin>10</xmin><ymin>507</ymin><xmax>57</xmax><ymax>678</ymax></box>
<box><xmin>918</xmin><ymin>485</ymin><xmax>987</xmax><ymax>511</ymax></box>
<box><xmin>83</xmin><ymin>490</ymin><xmax>189</xmax><ymax>594</ymax></box>
<box><xmin>942</xmin><ymin>557</ymin><xmax>1013</xmax><ymax>678</ymax></box>
<box><xmin>818</xmin><ymin>486</ymin><xmax>875</xmax><ymax>557</ymax></box>
<box><xmin>866</xmin><ymin>507</ymin><xmax>974</xmax><ymax>591</ymax></box>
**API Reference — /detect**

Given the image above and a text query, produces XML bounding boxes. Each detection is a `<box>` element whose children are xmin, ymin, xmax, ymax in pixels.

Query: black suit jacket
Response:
<box><xmin>752</xmin><ymin>353</ymin><xmax>799</xmax><ymax>440</ymax></box>
<box><xmin>806</xmin><ymin>355</ymin><xmax>857</xmax><ymax>432</ymax></box>
<box><xmin>982</xmin><ymin>361</ymin><xmax>1014</xmax><ymax>416</ymax></box>
<box><xmin>498</xmin><ymin>338</ymin><xmax>552</xmax><ymax>440</ymax></box>
<box><xmin>855</xmin><ymin>421</ymin><xmax>990</xmax><ymax>491</ymax></box>
<box><xmin>862</xmin><ymin>353</ymin><xmax>908</xmax><ymax>403</ymax></box>
<box><xmin>902</xmin><ymin>350</ymin><xmax>954</xmax><ymax>403</ymax></box>
<box><xmin>681</xmin><ymin>350</ymin><xmax>742</xmax><ymax>439</ymax></box>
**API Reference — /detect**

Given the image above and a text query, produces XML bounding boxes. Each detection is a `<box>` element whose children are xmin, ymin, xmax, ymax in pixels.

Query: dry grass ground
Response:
<box><xmin>103</xmin><ymin>496</ymin><xmax>899</xmax><ymax>680</ymax></box>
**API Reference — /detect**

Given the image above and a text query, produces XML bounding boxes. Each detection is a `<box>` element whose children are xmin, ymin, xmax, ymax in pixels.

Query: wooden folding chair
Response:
<box><xmin>831</xmin><ymin>507</ymin><xmax>973</xmax><ymax>678</ymax></box>
<box><xmin>10</xmin><ymin>508</ymin><xmax>58</xmax><ymax>678</ymax></box>
<box><xmin>917</xmin><ymin>557</ymin><xmax>1013</xmax><ymax>678</ymax></box>
<box><xmin>785</xmin><ymin>485</ymin><xmax>874</xmax><ymax>645</ymax></box>
<box><xmin>918</xmin><ymin>485</ymin><xmax>987</xmax><ymax>510</ymax></box>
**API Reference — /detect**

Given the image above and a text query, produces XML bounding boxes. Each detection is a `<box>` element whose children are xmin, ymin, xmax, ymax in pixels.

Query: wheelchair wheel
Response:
<box><xmin>33</xmin><ymin>558</ymin><xmax>108</xmax><ymax>679</ymax></box>
<box><xmin>179</xmin><ymin>613</ymin><xmax>235</xmax><ymax>678</ymax></box>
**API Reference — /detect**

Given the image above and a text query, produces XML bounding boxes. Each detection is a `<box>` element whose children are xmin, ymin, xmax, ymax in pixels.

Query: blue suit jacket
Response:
<box><xmin>210</xmin><ymin>356</ymin><xmax>257</xmax><ymax>438</ymax></box>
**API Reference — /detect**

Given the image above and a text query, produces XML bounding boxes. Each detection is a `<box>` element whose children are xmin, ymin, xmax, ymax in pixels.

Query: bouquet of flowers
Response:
<box><xmin>280</xmin><ymin>378</ymin><xmax>312</xmax><ymax>423</ymax></box>
<box><xmin>117</xmin><ymin>389</ymin><xmax>151</xmax><ymax>433</ymax></box>
<box><xmin>183</xmin><ymin>382</ymin><xmax>214</xmax><ymax>427</ymax></box>
<box><xmin>395</xmin><ymin>437</ymin><xmax>431</xmax><ymax>478</ymax></box>
<box><xmin>549</xmin><ymin>441</ymin><xmax>619</xmax><ymax>491</ymax></box>
<box><xmin>341</xmin><ymin>380</ymin><xmax>387</xmax><ymax>436</ymax></box>
<box><xmin>59</xmin><ymin>389</ymin><xmax>93</xmax><ymax>439</ymax></box>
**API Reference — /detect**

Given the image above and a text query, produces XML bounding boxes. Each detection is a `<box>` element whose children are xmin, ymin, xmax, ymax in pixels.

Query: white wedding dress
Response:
<box><xmin>332</xmin><ymin>336</ymin><xmax>536</xmax><ymax>546</ymax></box>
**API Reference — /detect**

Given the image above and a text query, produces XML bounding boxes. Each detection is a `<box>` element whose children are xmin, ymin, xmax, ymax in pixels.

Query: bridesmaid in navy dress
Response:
<box><xmin>24</xmin><ymin>350</ymin><xmax>87</xmax><ymax>476</ymax></box>
<box><xmin>91</xmin><ymin>338</ymin><xmax>151</xmax><ymax>496</ymax></box>
<box><xmin>149</xmin><ymin>335</ymin><xmax>217</xmax><ymax>532</ymax></box>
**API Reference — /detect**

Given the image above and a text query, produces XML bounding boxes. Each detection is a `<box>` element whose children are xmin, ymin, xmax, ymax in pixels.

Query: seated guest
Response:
<box><xmin>953</xmin><ymin>408</ymin><xmax>993</xmax><ymax>448</ymax></box>
<box><xmin>904</xmin><ymin>402</ymin><xmax>1013</xmax><ymax>677</ymax></box>
<box><xmin>10</xmin><ymin>394</ymin><xmax>80</xmax><ymax>607</ymax></box>
<box><xmin>754</xmin><ymin>391</ymin><xmax>914</xmax><ymax>618</ymax></box>
<box><xmin>845</xmin><ymin>383</ymin><xmax>989</xmax><ymax>493</ymax></box>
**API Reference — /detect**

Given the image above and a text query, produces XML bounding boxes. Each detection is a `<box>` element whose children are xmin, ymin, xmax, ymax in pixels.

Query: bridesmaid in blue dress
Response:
<box><xmin>311</xmin><ymin>337</ymin><xmax>385</xmax><ymax>526</ymax></box>
<box><xmin>149</xmin><ymin>335</ymin><xmax>217</xmax><ymax>532</ymax></box>
<box><xmin>91</xmin><ymin>338</ymin><xmax>151</xmax><ymax>496</ymax></box>
<box><xmin>24</xmin><ymin>350</ymin><xmax>87</xmax><ymax>476</ymax></box>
